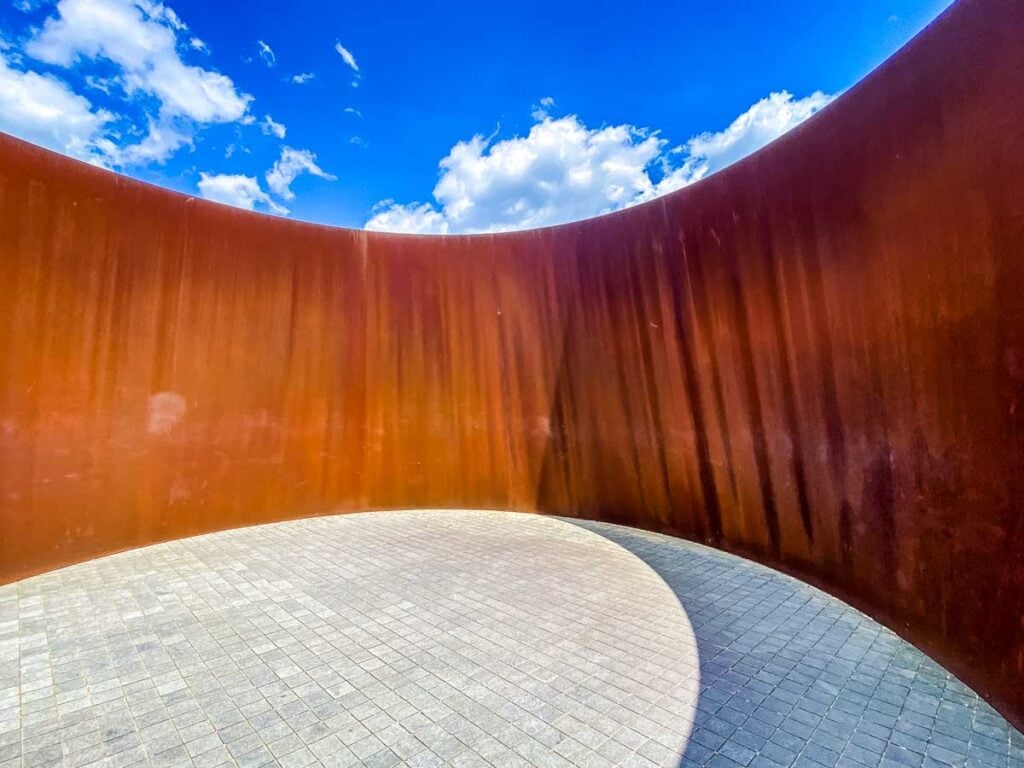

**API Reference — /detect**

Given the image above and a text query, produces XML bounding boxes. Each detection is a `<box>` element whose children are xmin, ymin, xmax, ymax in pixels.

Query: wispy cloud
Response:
<box><xmin>257</xmin><ymin>39</ymin><xmax>275</xmax><ymax>67</ymax></box>
<box><xmin>290</xmin><ymin>72</ymin><xmax>314</xmax><ymax>84</ymax></box>
<box><xmin>531</xmin><ymin>96</ymin><xmax>555</xmax><ymax>121</ymax></box>
<box><xmin>334</xmin><ymin>41</ymin><xmax>358</xmax><ymax>72</ymax></box>
<box><xmin>266</xmin><ymin>146</ymin><xmax>336</xmax><ymax>200</ymax></box>
<box><xmin>200</xmin><ymin>141</ymin><xmax>333</xmax><ymax>215</ymax></box>
<box><xmin>260</xmin><ymin>114</ymin><xmax>286</xmax><ymax>139</ymax></box>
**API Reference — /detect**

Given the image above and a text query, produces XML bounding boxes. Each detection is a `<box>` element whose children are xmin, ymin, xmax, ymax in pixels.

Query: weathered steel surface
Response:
<box><xmin>1</xmin><ymin>0</ymin><xmax>1022</xmax><ymax>727</ymax></box>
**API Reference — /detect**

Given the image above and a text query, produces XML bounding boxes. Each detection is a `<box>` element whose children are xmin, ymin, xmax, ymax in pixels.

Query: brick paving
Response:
<box><xmin>0</xmin><ymin>510</ymin><xmax>1020</xmax><ymax>767</ymax></box>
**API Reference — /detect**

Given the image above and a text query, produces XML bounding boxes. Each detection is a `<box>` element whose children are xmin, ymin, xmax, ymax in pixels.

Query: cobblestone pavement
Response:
<box><xmin>0</xmin><ymin>510</ymin><xmax>1020</xmax><ymax>767</ymax></box>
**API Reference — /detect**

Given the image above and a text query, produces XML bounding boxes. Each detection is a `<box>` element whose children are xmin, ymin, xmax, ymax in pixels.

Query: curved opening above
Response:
<box><xmin>0</xmin><ymin>0</ymin><xmax>951</xmax><ymax>234</ymax></box>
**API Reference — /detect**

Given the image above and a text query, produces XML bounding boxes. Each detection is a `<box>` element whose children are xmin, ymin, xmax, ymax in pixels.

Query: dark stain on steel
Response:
<box><xmin>796</xmin><ymin>191</ymin><xmax>852</xmax><ymax>564</ymax></box>
<box><xmin>723</xmin><ymin>220</ymin><xmax>782</xmax><ymax>556</ymax></box>
<box><xmin>759</xmin><ymin>207</ymin><xmax>814</xmax><ymax>543</ymax></box>
<box><xmin>663</xmin><ymin>225</ymin><xmax>724</xmax><ymax>546</ymax></box>
<box><xmin>679</xmin><ymin>222</ymin><xmax>740</xmax><ymax>505</ymax></box>
<box><xmin>861</xmin><ymin>441</ymin><xmax>898</xmax><ymax>577</ymax></box>
<box><xmin>624</xmin><ymin>241</ymin><xmax>677</xmax><ymax>518</ymax></box>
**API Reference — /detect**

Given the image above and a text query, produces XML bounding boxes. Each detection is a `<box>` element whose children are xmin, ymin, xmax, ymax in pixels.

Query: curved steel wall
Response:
<box><xmin>2</xmin><ymin>0</ymin><xmax>1023</xmax><ymax>727</ymax></box>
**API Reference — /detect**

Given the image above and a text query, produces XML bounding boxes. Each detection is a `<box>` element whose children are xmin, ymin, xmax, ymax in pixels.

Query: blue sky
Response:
<box><xmin>0</xmin><ymin>0</ymin><xmax>952</xmax><ymax>232</ymax></box>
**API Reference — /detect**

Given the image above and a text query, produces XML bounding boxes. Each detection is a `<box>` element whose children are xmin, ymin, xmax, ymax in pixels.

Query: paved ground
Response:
<box><xmin>0</xmin><ymin>510</ymin><xmax>1020</xmax><ymax>768</ymax></box>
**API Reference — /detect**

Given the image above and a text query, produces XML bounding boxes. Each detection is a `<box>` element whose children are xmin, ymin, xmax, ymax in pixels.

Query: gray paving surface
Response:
<box><xmin>0</xmin><ymin>510</ymin><xmax>1020</xmax><ymax>768</ymax></box>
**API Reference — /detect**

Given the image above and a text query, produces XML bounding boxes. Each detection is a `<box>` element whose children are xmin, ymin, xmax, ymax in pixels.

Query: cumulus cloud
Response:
<box><xmin>0</xmin><ymin>50</ymin><xmax>114</xmax><ymax>163</ymax></box>
<box><xmin>29</xmin><ymin>0</ymin><xmax>250</xmax><ymax>122</ymax></box>
<box><xmin>291</xmin><ymin>72</ymin><xmax>314</xmax><ymax>84</ymax></box>
<box><xmin>265</xmin><ymin>146</ymin><xmax>336</xmax><ymax>200</ymax></box>
<box><xmin>197</xmin><ymin>172</ymin><xmax>288</xmax><ymax>215</ymax></box>
<box><xmin>633</xmin><ymin>90</ymin><xmax>833</xmax><ymax>203</ymax></box>
<box><xmin>24</xmin><ymin>0</ymin><xmax>252</xmax><ymax>166</ymax></box>
<box><xmin>367</xmin><ymin>115</ymin><xmax>663</xmax><ymax>234</ymax></box>
<box><xmin>366</xmin><ymin>90</ymin><xmax>832</xmax><ymax>234</ymax></box>
<box><xmin>334</xmin><ymin>41</ymin><xmax>358</xmax><ymax>72</ymax></box>
<box><xmin>110</xmin><ymin>118</ymin><xmax>191</xmax><ymax>164</ymax></box>
<box><xmin>257</xmin><ymin>40</ymin><xmax>274</xmax><ymax>67</ymax></box>
<box><xmin>366</xmin><ymin>201</ymin><xmax>449</xmax><ymax>235</ymax></box>
<box><xmin>260</xmin><ymin>113</ymin><xmax>286</xmax><ymax>139</ymax></box>
<box><xmin>685</xmin><ymin>90</ymin><xmax>831</xmax><ymax>175</ymax></box>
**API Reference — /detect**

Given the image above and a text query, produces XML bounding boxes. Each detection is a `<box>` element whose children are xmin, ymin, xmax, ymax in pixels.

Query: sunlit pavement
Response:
<box><xmin>1</xmin><ymin>510</ymin><xmax>1020</xmax><ymax>767</ymax></box>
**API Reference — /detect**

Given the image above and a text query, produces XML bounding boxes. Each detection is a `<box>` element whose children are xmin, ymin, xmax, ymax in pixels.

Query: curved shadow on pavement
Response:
<box><xmin>560</xmin><ymin>517</ymin><xmax>1024</xmax><ymax>768</ymax></box>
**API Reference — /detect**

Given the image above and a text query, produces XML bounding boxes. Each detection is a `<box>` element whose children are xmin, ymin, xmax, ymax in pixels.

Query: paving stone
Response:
<box><xmin>1</xmin><ymin>510</ymin><xmax>1021</xmax><ymax>766</ymax></box>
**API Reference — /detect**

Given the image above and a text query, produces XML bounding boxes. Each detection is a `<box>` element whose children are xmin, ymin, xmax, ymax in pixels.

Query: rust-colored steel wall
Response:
<box><xmin>2</xmin><ymin>0</ymin><xmax>1023</xmax><ymax>727</ymax></box>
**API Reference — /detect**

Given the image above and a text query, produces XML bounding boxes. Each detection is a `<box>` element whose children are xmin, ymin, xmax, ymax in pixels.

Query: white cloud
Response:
<box><xmin>108</xmin><ymin>117</ymin><xmax>190</xmax><ymax>164</ymax></box>
<box><xmin>0</xmin><ymin>50</ymin><xmax>114</xmax><ymax>163</ymax></box>
<box><xmin>28</xmin><ymin>0</ymin><xmax>250</xmax><ymax>122</ymax></box>
<box><xmin>189</xmin><ymin>36</ymin><xmax>207</xmax><ymax>53</ymax></box>
<box><xmin>366</xmin><ymin>200</ymin><xmax>449</xmax><ymax>235</ymax></box>
<box><xmin>350</xmin><ymin>135</ymin><xmax>368</xmax><ymax>148</ymax></box>
<box><xmin>135</xmin><ymin>0</ymin><xmax>185</xmax><ymax>30</ymax></box>
<box><xmin>197</xmin><ymin>172</ymin><xmax>288</xmax><ymax>215</ymax></box>
<box><xmin>531</xmin><ymin>95</ymin><xmax>555</xmax><ymax>121</ymax></box>
<box><xmin>343</xmin><ymin>106</ymin><xmax>363</xmax><ymax>118</ymax></box>
<box><xmin>223</xmin><ymin>143</ymin><xmax>250</xmax><ymax>159</ymax></box>
<box><xmin>334</xmin><ymin>41</ymin><xmax>358</xmax><ymax>72</ymax></box>
<box><xmin>632</xmin><ymin>90</ymin><xmax>833</xmax><ymax>203</ymax></box>
<box><xmin>366</xmin><ymin>90</ymin><xmax>832</xmax><ymax>234</ymax></box>
<box><xmin>683</xmin><ymin>90</ymin><xmax>831</xmax><ymax>176</ymax></box>
<box><xmin>291</xmin><ymin>72</ymin><xmax>314</xmax><ymax>84</ymax></box>
<box><xmin>260</xmin><ymin>113</ymin><xmax>286</xmax><ymax>139</ymax></box>
<box><xmin>201</xmin><ymin>145</ymin><xmax>332</xmax><ymax>215</ymax></box>
<box><xmin>84</xmin><ymin>73</ymin><xmax>117</xmax><ymax>94</ymax></box>
<box><xmin>257</xmin><ymin>39</ymin><xmax>274</xmax><ymax>67</ymax></box>
<box><xmin>25</xmin><ymin>0</ymin><xmax>252</xmax><ymax>165</ymax></box>
<box><xmin>265</xmin><ymin>146</ymin><xmax>336</xmax><ymax>200</ymax></box>
<box><xmin>367</xmin><ymin>115</ymin><xmax>663</xmax><ymax>234</ymax></box>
